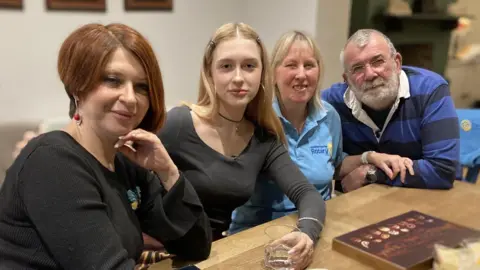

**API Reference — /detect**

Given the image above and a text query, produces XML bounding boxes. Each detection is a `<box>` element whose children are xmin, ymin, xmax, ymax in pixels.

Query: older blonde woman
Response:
<box><xmin>157</xmin><ymin>23</ymin><xmax>324</xmax><ymax>269</ymax></box>
<box><xmin>230</xmin><ymin>31</ymin><xmax>407</xmax><ymax>234</ymax></box>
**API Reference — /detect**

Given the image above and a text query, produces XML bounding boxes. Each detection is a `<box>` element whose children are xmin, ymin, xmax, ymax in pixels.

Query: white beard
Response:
<box><xmin>350</xmin><ymin>73</ymin><xmax>399</xmax><ymax>110</ymax></box>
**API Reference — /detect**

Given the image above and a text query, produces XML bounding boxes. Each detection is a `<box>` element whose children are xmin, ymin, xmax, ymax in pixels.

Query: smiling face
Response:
<box><xmin>342</xmin><ymin>33</ymin><xmax>402</xmax><ymax>110</ymax></box>
<box><xmin>79</xmin><ymin>48</ymin><xmax>150</xmax><ymax>137</ymax></box>
<box><xmin>275</xmin><ymin>40</ymin><xmax>319</xmax><ymax>107</ymax></box>
<box><xmin>210</xmin><ymin>37</ymin><xmax>262</xmax><ymax>111</ymax></box>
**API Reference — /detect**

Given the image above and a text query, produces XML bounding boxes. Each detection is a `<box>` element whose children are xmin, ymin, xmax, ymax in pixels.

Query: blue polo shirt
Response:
<box><xmin>229</xmin><ymin>99</ymin><xmax>344</xmax><ymax>234</ymax></box>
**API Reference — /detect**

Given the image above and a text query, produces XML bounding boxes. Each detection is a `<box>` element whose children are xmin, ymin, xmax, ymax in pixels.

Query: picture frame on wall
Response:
<box><xmin>125</xmin><ymin>0</ymin><xmax>173</xmax><ymax>11</ymax></box>
<box><xmin>0</xmin><ymin>0</ymin><xmax>22</xmax><ymax>9</ymax></box>
<box><xmin>46</xmin><ymin>0</ymin><xmax>106</xmax><ymax>11</ymax></box>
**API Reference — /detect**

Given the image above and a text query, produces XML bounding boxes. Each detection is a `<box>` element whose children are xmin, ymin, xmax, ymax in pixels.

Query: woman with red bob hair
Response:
<box><xmin>0</xmin><ymin>23</ymin><xmax>211</xmax><ymax>269</ymax></box>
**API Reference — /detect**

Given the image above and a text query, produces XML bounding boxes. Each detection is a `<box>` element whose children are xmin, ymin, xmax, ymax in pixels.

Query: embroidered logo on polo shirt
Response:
<box><xmin>461</xmin><ymin>119</ymin><xmax>472</xmax><ymax>132</ymax></box>
<box><xmin>310</xmin><ymin>145</ymin><xmax>329</xmax><ymax>155</ymax></box>
<box><xmin>327</xmin><ymin>142</ymin><xmax>333</xmax><ymax>157</ymax></box>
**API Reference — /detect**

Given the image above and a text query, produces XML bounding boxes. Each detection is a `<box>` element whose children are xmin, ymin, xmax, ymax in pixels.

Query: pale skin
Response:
<box><xmin>193</xmin><ymin>36</ymin><xmax>312</xmax><ymax>270</ymax></box>
<box><xmin>275</xmin><ymin>40</ymin><xmax>413</xmax><ymax>195</ymax></box>
<box><xmin>275</xmin><ymin>41</ymin><xmax>318</xmax><ymax>134</ymax></box>
<box><xmin>191</xmin><ymin>37</ymin><xmax>258</xmax><ymax>158</ymax></box>
<box><xmin>65</xmin><ymin>48</ymin><xmax>179</xmax><ymax>191</ymax></box>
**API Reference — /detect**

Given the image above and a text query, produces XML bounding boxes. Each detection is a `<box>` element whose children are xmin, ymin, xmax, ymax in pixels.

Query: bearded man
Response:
<box><xmin>322</xmin><ymin>29</ymin><xmax>460</xmax><ymax>192</ymax></box>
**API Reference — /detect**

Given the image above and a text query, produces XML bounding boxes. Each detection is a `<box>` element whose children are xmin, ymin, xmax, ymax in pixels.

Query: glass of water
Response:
<box><xmin>264</xmin><ymin>224</ymin><xmax>299</xmax><ymax>270</ymax></box>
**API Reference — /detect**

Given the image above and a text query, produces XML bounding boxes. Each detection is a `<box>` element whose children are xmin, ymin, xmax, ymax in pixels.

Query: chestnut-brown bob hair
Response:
<box><xmin>58</xmin><ymin>23</ymin><xmax>165</xmax><ymax>132</ymax></box>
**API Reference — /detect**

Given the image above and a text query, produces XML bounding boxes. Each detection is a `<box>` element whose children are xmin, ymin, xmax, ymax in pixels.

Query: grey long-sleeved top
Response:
<box><xmin>158</xmin><ymin>106</ymin><xmax>326</xmax><ymax>241</ymax></box>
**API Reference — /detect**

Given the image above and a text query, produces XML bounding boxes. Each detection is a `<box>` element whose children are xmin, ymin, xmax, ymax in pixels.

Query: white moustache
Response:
<box><xmin>362</xmin><ymin>79</ymin><xmax>385</xmax><ymax>91</ymax></box>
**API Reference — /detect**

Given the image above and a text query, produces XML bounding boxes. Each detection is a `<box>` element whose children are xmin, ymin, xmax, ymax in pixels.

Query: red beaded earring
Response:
<box><xmin>73</xmin><ymin>97</ymin><xmax>82</xmax><ymax>125</ymax></box>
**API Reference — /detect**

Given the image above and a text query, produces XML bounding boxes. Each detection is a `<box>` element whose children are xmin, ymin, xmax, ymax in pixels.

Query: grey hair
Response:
<box><xmin>339</xmin><ymin>29</ymin><xmax>397</xmax><ymax>70</ymax></box>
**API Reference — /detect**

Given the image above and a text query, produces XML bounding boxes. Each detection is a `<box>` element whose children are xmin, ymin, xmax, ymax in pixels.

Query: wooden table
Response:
<box><xmin>151</xmin><ymin>181</ymin><xmax>480</xmax><ymax>269</ymax></box>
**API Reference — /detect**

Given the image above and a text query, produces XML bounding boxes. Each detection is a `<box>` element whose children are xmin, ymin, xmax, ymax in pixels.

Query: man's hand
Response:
<box><xmin>341</xmin><ymin>165</ymin><xmax>370</xmax><ymax>192</ymax></box>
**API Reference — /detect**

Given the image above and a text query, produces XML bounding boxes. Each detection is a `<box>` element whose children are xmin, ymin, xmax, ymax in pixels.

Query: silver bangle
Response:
<box><xmin>361</xmin><ymin>151</ymin><xmax>374</xmax><ymax>164</ymax></box>
<box><xmin>297</xmin><ymin>217</ymin><xmax>324</xmax><ymax>229</ymax></box>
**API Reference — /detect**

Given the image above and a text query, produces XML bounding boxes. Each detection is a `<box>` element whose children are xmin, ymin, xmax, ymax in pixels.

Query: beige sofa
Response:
<box><xmin>0</xmin><ymin>117</ymin><xmax>70</xmax><ymax>185</ymax></box>
<box><xmin>0</xmin><ymin>121</ymin><xmax>41</xmax><ymax>184</ymax></box>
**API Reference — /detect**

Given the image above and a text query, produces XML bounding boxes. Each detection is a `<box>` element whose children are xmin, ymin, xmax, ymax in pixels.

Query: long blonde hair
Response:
<box><xmin>271</xmin><ymin>30</ymin><xmax>324</xmax><ymax>111</ymax></box>
<box><xmin>189</xmin><ymin>22</ymin><xmax>286</xmax><ymax>144</ymax></box>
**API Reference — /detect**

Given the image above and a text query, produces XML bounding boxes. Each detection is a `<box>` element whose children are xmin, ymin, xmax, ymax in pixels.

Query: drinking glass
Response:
<box><xmin>264</xmin><ymin>224</ymin><xmax>299</xmax><ymax>270</ymax></box>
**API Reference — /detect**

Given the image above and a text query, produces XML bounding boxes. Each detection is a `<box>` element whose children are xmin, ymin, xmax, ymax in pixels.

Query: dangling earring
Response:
<box><xmin>73</xmin><ymin>98</ymin><xmax>82</xmax><ymax>126</ymax></box>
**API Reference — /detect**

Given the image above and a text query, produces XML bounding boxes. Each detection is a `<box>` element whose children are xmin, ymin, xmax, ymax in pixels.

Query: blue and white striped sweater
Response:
<box><xmin>322</xmin><ymin>66</ymin><xmax>459</xmax><ymax>189</ymax></box>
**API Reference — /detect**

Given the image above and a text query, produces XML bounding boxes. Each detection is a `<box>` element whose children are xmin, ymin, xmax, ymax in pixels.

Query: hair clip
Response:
<box><xmin>208</xmin><ymin>40</ymin><xmax>216</xmax><ymax>48</ymax></box>
<box><xmin>256</xmin><ymin>36</ymin><xmax>261</xmax><ymax>43</ymax></box>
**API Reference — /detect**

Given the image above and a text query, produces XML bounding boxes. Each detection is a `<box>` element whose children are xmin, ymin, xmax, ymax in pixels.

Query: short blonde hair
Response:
<box><xmin>271</xmin><ymin>30</ymin><xmax>324</xmax><ymax>111</ymax></box>
<box><xmin>190</xmin><ymin>22</ymin><xmax>286</xmax><ymax>144</ymax></box>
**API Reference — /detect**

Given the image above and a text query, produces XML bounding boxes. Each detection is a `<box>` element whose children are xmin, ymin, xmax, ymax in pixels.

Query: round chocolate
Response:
<box><xmin>381</xmin><ymin>234</ymin><xmax>390</xmax><ymax>239</ymax></box>
<box><xmin>379</xmin><ymin>227</ymin><xmax>390</xmax><ymax>232</ymax></box>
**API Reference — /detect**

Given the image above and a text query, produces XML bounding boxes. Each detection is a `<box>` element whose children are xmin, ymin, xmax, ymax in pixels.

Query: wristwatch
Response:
<box><xmin>365</xmin><ymin>165</ymin><xmax>378</xmax><ymax>184</ymax></box>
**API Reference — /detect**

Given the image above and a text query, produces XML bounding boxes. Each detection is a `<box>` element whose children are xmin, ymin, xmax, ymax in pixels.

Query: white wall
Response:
<box><xmin>315</xmin><ymin>0</ymin><xmax>351</xmax><ymax>88</ymax></box>
<box><xmin>240</xmin><ymin>0</ymin><xmax>351</xmax><ymax>88</ymax></box>
<box><xmin>241</xmin><ymin>0</ymin><xmax>318</xmax><ymax>51</ymax></box>
<box><xmin>0</xmin><ymin>0</ymin><xmax>351</xmax><ymax>123</ymax></box>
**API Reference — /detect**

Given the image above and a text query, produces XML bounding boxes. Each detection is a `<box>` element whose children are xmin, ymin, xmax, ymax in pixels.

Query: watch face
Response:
<box><xmin>366</xmin><ymin>168</ymin><xmax>377</xmax><ymax>183</ymax></box>
<box><xmin>367</xmin><ymin>167</ymin><xmax>377</xmax><ymax>175</ymax></box>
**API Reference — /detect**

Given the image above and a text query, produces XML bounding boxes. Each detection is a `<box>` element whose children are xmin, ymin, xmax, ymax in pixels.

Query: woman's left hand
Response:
<box><xmin>272</xmin><ymin>231</ymin><xmax>314</xmax><ymax>270</ymax></box>
<box><xmin>368</xmin><ymin>152</ymin><xmax>414</xmax><ymax>183</ymax></box>
<box><xmin>115</xmin><ymin>128</ymin><xmax>179</xmax><ymax>190</ymax></box>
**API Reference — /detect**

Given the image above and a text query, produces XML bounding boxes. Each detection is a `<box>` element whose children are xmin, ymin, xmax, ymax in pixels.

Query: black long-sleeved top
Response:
<box><xmin>158</xmin><ymin>106</ymin><xmax>326</xmax><ymax>241</ymax></box>
<box><xmin>0</xmin><ymin>131</ymin><xmax>212</xmax><ymax>269</ymax></box>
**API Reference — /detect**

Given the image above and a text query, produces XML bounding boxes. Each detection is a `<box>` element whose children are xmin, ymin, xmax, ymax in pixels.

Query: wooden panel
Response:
<box><xmin>46</xmin><ymin>0</ymin><xmax>106</xmax><ymax>11</ymax></box>
<box><xmin>0</xmin><ymin>0</ymin><xmax>22</xmax><ymax>9</ymax></box>
<box><xmin>124</xmin><ymin>0</ymin><xmax>172</xmax><ymax>11</ymax></box>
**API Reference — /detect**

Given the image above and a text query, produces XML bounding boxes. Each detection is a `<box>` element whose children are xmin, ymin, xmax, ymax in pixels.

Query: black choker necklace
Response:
<box><xmin>218</xmin><ymin>112</ymin><xmax>243</xmax><ymax>133</ymax></box>
<box><xmin>218</xmin><ymin>112</ymin><xmax>243</xmax><ymax>123</ymax></box>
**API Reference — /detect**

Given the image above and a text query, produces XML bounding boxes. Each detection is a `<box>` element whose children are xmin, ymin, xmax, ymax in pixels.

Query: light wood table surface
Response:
<box><xmin>151</xmin><ymin>181</ymin><xmax>480</xmax><ymax>269</ymax></box>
